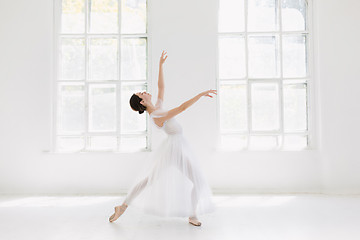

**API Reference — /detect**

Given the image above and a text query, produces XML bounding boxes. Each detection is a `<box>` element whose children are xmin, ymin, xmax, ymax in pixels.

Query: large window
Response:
<box><xmin>218</xmin><ymin>0</ymin><xmax>311</xmax><ymax>150</ymax></box>
<box><xmin>53</xmin><ymin>0</ymin><xmax>148</xmax><ymax>152</ymax></box>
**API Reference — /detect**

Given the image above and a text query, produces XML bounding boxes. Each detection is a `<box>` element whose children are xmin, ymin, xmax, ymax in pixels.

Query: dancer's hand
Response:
<box><xmin>160</xmin><ymin>50</ymin><xmax>168</xmax><ymax>66</ymax></box>
<box><xmin>200</xmin><ymin>89</ymin><xmax>217</xmax><ymax>98</ymax></box>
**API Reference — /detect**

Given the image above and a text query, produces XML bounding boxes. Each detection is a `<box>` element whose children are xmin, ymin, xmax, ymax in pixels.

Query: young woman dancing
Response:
<box><xmin>109</xmin><ymin>50</ymin><xmax>217</xmax><ymax>226</ymax></box>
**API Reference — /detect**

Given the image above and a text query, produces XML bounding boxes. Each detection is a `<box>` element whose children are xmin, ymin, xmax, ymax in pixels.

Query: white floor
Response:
<box><xmin>0</xmin><ymin>194</ymin><xmax>359</xmax><ymax>240</ymax></box>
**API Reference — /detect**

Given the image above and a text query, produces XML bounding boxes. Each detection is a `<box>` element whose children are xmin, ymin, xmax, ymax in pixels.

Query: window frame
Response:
<box><xmin>216</xmin><ymin>0</ymin><xmax>316</xmax><ymax>151</ymax></box>
<box><xmin>52</xmin><ymin>0</ymin><xmax>151</xmax><ymax>153</ymax></box>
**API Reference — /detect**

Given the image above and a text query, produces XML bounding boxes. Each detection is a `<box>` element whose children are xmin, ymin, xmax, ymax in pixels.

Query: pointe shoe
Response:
<box><xmin>189</xmin><ymin>216</ymin><xmax>201</xmax><ymax>226</ymax></box>
<box><xmin>109</xmin><ymin>203</ymin><xmax>128</xmax><ymax>222</ymax></box>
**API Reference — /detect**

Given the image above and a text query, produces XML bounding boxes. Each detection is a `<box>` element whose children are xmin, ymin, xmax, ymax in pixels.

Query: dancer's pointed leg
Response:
<box><xmin>123</xmin><ymin>177</ymin><xmax>149</xmax><ymax>205</ymax></box>
<box><xmin>109</xmin><ymin>177</ymin><xmax>149</xmax><ymax>222</ymax></box>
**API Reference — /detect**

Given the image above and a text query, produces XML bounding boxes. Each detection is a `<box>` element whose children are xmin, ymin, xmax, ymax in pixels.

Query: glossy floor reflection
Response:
<box><xmin>0</xmin><ymin>194</ymin><xmax>359</xmax><ymax>240</ymax></box>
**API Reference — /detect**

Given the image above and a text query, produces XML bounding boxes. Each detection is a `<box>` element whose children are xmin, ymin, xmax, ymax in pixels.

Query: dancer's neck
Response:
<box><xmin>146</xmin><ymin>104</ymin><xmax>156</xmax><ymax>115</ymax></box>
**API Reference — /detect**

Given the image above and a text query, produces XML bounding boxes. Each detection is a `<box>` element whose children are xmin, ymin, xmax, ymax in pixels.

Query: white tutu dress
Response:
<box><xmin>123</xmin><ymin>98</ymin><xmax>216</xmax><ymax>218</ymax></box>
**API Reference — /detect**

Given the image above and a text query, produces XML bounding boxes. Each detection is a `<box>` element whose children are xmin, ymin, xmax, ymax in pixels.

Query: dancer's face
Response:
<box><xmin>135</xmin><ymin>91</ymin><xmax>152</xmax><ymax>106</ymax></box>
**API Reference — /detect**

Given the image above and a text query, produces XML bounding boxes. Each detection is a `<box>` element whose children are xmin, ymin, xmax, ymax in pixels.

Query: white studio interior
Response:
<box><xmin>0</xmin><ymin>0</ymin><xmax>360</xmax><ymax>239</ymax></box>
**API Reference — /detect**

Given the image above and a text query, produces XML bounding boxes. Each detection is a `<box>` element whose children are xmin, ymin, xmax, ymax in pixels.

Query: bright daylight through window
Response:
<box><xmin>54</xmin><ymin>0</ymin><xmax>148</xmax><ymax>152</ymax></box>
<box><xmin>218</xmin><ymin>0</ymin><xmax>311</xmax><ymax>150</ymax></box>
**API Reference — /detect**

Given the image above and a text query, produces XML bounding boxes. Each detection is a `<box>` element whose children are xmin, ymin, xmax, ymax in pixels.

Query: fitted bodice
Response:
<box><xmin>150</xmin><ymin>109</ymin><xmax>183</xmax><ymax>135</ymax></box>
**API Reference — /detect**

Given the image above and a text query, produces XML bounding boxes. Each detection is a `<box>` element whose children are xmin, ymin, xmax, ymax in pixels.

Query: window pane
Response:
<box><xmin>121</xmin><ymin>38</ymin><xmax>147</xmax><ymax>80</ymax></box>
<box><xmin>249</xmin><ymin>135</ymin><xmax>279</xmax><ymax>150</ymax></box>
<box><xmin>248</xmin><ymin>36</ymin><xmax>279</xmax><ymax>78</ymax></box>
<box><xmin>248</xmin><ymin>0</ymin><xmax>278</xmax><ymax>32</ymax></box>
<box><xmin>251</xmin><ymin>83</ymin><xmax>279</xmax><ymax>131</ymax></box>
<box><xmin>60</xmin><ymin>38</ymin><xmax>85</xmax><ymax>80</ymax></box>
<box><xmin>89</xmin><ymin>38</ymin><xmax>118</xmax><ymax>80</ymax></box>
<box><xmin>121</xmin><ymin>0</ymin><xmax>147</xmax><ymax>34</ymax></box>
<box><xmin>57</xmin><ymin>136</ymin><xmax>85</xmax><ymax>152</ymax></box>
<box><xmin>119</xmin><ymin>136</ymin><xmax>147</xmax><ymax>151</ymax></box>
<box><xmin>219</xmin><ymin>36</ymin><xmax>246</xmax><ymax>79</ymax></box>
<box><xmin>282</xmin><ymin>35</ymin><xmax>307</xmax><ymax>78</ymax></box>
<box><xmin>61</xmin><ymin>0</ymin><xmax>85</xmax><ymax>33</ymax></box>
<box><xmin>283</xmin><ymin>135</ymin><xmax>307</xmax><ymax>150</ymax></box>
<box><xmin>89</xmin><ymin>84</ymin><xmax>116</xmax><ymax>132</ymax></box>
<box><xmin>121</xmin><ymin>84</ymin><xmax>147</xmax><ymax>132</ymax></box>
<box><xmin>283</xmin><ymin>83</ymin><xmax>307</xmax><ymax>131</ymax></box>
<box><xmin>220</xmin><ymin>83</ymin><xmax>247</xmax><ymax>131</ymax></box>
<box><xmin>88</xmin><ymin>136</ymin><xmax>117</xmax><ymax>150</ymax></box>
<box><xmin>89</xmin><ymin>0</ymin><xmax>118</xmax><ymax>33</ymax></box>
<box><xmin>219</xmin><ymin>135</ymin><xmax>247</xmax><ymax>151</ymax></box>
<box><xmin>281</xmin><ymin>0</ymin><xmax>307</xmax><ymax>31</ymax></box>
<box><xmin>58</xmin><ymin>83</ymin><xmax>85</xmax><ymax>133</ymax></box>
<box><xmin>218</xmin><ymin>0</ymin><xmax>245</xmax><ymax>32</ymax></box>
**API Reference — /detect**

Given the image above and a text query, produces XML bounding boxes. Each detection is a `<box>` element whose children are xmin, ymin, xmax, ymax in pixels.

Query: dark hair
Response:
<box><xmin>129</xmin><ymin>93</ymin><xmax>147</xmax><ymax>114</ymax></box>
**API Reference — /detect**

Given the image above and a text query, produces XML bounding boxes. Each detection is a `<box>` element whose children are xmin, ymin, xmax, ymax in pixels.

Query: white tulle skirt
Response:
<box><xmin>124</xmin><ymin>133</ymin><xmax>216</xmax><ymax>218</ymax></box>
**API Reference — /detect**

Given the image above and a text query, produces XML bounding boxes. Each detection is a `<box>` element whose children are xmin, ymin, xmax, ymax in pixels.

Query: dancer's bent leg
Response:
<box><xmin>176</xmin><ymin>158</ymin><xmax>199</xmax><ymax>218</ymax></box>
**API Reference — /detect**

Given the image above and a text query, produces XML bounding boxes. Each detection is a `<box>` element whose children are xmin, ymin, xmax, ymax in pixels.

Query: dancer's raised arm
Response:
<box><xmin>157</xmin><ymin>50</ymin><xmax>168</xmax><ymax>102</ymax></box>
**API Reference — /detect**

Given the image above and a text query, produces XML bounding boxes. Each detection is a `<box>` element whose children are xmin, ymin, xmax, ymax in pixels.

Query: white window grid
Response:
<box><xmin>216</xmin><ymin>0</ymin><xmax>315</xmax><ymax>151</ymax></box>
<box><xmin>52</xmin><ymin>0</ymin><xmax>150</xmax><ymax>153</ymax></box>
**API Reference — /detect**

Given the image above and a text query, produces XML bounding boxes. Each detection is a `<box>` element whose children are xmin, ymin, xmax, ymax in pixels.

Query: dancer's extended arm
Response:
<box><xmin>157</xmin><ymin>50</ymin><xmax>167</xmax><ymax>101</ymax></box>
<box><xmin>180</xmin><ymin>89</ymin><xmax>217</xmax><ymax>111</ymax></box>
<box><xmin>153</xmin><ymin>89</ymin><xmax>217</xmax><ymax>125</ymax></box>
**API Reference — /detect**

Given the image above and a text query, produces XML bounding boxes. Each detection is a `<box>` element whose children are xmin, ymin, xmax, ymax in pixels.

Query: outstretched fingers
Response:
<box><xmin>206</xmin><ymin>89</ymin><xmax>217</xmax><ymax>98</ymax></box>
<box><xmin>160</xmin><ymin>50</ymin><xmax>168</xmax><ymax>65</ymax></box>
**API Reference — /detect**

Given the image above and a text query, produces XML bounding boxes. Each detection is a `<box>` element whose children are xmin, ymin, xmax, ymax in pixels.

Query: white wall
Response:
<box><xmin>316</xmin><ymin>0</ymin><xmax>360</xmax><ymax>194</ymax></box>
<box><xmin>0</xmin><ymin>0</ymin><xmax>358</xmax><ymax>195</ymax></box>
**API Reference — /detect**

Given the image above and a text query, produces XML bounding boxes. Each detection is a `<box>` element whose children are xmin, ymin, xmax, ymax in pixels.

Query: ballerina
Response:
<box><xmin>109</xmin><ymin>50</ymin><xmax>217</xmax><ymax>226</ymax></box>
